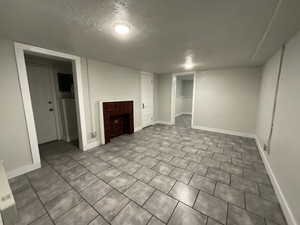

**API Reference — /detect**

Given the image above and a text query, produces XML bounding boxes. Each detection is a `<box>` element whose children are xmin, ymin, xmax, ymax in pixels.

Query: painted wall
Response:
<box><xmin>175</xmin><ymin>79</ymin><xmax>193</xmax><ymax>115</ymax></box>
<box><xmin>193</xmin><ymin>68</ymin><xmax>261</xmax><ymax>134</ymax></box>
<box><xmin>0</xmin><ymin>39</ymin><xmax>33</xmax><ymax>173</ymax></box>
<box><xmin>182</xmin><ymin>80</ymin><xmax>193</xmax><ymax>97</ymax></box>
<box><xmin>181</xmin><ymin>80</ymin><xmax>193</xmax><ymax>114</ymax></box>
<box><xmin>84</xmin><ymin>59</ymin><xmax>142</xmax><ymax>144</ymax></box>
<box><xmin>157</xmin><ymin>74</ymin><xmax>172</xmax><ymax>123</ymax></box>
<box><xmin>256</xmin><ymin>30</ymin><xmax>300</xmax><ymax>225</ymax></box>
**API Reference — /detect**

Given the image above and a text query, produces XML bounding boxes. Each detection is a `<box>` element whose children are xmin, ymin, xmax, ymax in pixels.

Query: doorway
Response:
<box><xmin>15</xmin><ymin>43</ymin><xmax>88</xmax><ymax>169</ymax></box>
<box><xmin>141</xmin><ymin>72</ymin><xmax>154</xmax><ymax>128</ymax></box>
<box><xmin>171</xmin><ymin>72</ymin><xmax>195</xmax><ymax>128</ymax></box>
<box><xmin>25</xmin><ymin>54</ymin><xmax>79</xmax><ymax>149</ymax></box>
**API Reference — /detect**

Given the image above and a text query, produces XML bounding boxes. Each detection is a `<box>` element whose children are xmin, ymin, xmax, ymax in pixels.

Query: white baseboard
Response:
<box><xmin>7</xmin><ymin>162</ymin><xmax>41</xmax><ymax>179</ymax></box>
<box><xmin>84</xmin><ymin>140</ymin><xmax>100</xmax><ymax>151</ymax></box>
<box><xmin>175</xmin><ymin>112</ymin><xmax>192</xmax><ymax>117</ymax></box>
<box><xmin>134</xmin><ymin>126</ymin><xmax>143</xmax><ymax>132</ymax></box>
<box><xmin>255</xmin><ymin>137</ymin><xmax>297</xmax><ymax>225</ymax></box>
<box><xmin>192</xmin><ymin>125</ymin><xmax>255</xmax><ymax>138</ymax></box>
<box><xmin>154</xmin><ymin>121</ymin><xmax>173</xmax><ymax>125</ymax></box>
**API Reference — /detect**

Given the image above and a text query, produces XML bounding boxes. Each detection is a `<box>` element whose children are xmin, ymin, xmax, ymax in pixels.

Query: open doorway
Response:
<box><xmin>24</xmin><ymin>54</ymin><xmax>79</xmax><ymax>154</ymax></box>
<box><xmin>15</xmin><ymin>43</ymin><xmax>88</xmax><ymax>170</ymax></box>
<box><xmin>171</xmin><ymin>72</ymin><xmax>195</xmax><ymax>128</ymax></box>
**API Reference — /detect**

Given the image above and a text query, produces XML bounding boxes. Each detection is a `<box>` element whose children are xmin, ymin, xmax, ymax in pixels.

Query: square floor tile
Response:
<box><xmin>134</xmin><ymin>167</ymin><xmax>157</xmax><ymax>183</ymax></box>
<box><xmin>186</xmin><ymin>162</ymin><xmax>207</xmax><ymax>176</ymax></box>
<box><xmin>149</xmin><ymin>174</ymin><xmax>176</xmax><ymax>193</ymax></box>
<box><xmin>69</xmin><ymin>172</ymin><xmax>98</xmax><ymax>191</ymax></box>
<box><xmin>124</xmin><ymin>181</ymin><xmax>155</xmax><ymax>205</ymax></box>
<box><xmin>169</xmin><ymin>182</ymin><xmax>198</xmax><ymax>207</ymax></box>
<box><xmin>97</xmin><ymin>167</ymin><xmax>122</xmax><ymax>182</ymax></box>
<box><xmin>30</xmin><ymin>215</ymin><xmax>54</xmax><ymax>225</ymax></box>
<box><xmin>16</xmin><ymin>200</ymin><xmax>46</xmax><ymax>225</ymax></box>
<box><xmin>214</xmin><ymin>183</ymin><xmax>245</xmax><ymax>208</ymax></box>
<box><xmin>168</xmin><ymin>202</ymin><xmax>206</xmax><ymax>225</ymax></box>
<box><xmin>80</xmin><ymin>180</ymin><xmax>112</xmax><ymax>205</ymax></box>
<box><xmin>139</xmin><ymin>156</ymin><xmax>159</xmax><ymax>168</ymax></box>
<box><xmin>206</xmin><ymin>168</ymin><xmax>230</xmax><ymax>184</ymax></box>
<box><xmin>55</xmin><ymin>201</ymin><xmax>98</xmax><ymax>225</ymax></box>
<box><xmin>194</xmin><ymin>191</ymin><xmax>227</xmax><ymax>224</ymax></box>
<box><xmin>147</xmin><ymin>217</ymin><xmax>165</xmax><ymax>225</ymax></box>
<box><xmin>153</xmin><ymin>162</ymin><xmax>173</xmax><ymax>175</ymax></box>
<box><xmin>144</xmin><ymin>191</ymin><xmax>178</xmax><ymax>222</ymax></box>
<box><xmin>169</xmin><ymin>168</ymin><xmax>193</xmax><ymax>184</ymax></box>
<box><xmin>45</xmin><ymin>190</ymin><xmax>82</xmax><ymax>219</ymax></box>
<box><xmin>109</xmin><ymin>173</ymin><xmax>137</xmax><ymax>192</ymax></box>
<box><xmin>111</xmin><ymin>201</ymin><xmax>151</xmax><ymax>225</ymax></box>
<box><xmin>245</xmin><ymin>193</ymin><xmax>286</xmax><ymax>225</ymax></box>
<box><xmin>231</xmin><ymin>175</ymin><xmax>259</xmax><ymax>194</ymax></box>
<box><xmin>89</xmin><ymin>216</ymin><xmax>109</xmax><ymax>225</ymax></box>
<box><xmin>189</xmin><ymin>175</ymin><xmax>216</xmax><ymax>194</ymax></box>
<box><xmin>228</xmin><ymin>204</ymin><xmax>265</xmax><ymax>225</ymax></box>
<box><xmin>120</xmin><ymin>161</ymin><xmax>142</xmax><ymax>175</ymax></box>
<box><xmin>94</xmin><ymin>190</ymin><xmax>130</xmax><ymax>222</ymax></box>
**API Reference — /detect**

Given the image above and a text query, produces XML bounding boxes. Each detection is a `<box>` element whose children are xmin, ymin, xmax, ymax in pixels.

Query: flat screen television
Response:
<box><xmin>57</xmin><ymin>73</ymin><xmax>73</xmax><ymax>92</ymax></box>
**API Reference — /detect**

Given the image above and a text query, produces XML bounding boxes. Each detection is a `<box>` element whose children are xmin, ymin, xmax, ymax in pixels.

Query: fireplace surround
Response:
<box><xmin>102</xmin><ymin>100</ymin><xmax>134</xmax><ymax>144</ymax></box>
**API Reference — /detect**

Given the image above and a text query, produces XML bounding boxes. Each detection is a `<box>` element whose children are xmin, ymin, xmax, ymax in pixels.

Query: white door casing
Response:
<box><xmin>141</xmin><ymin>72</ymin><xmax>154</xmax><ymax>128</ymax></box>
<box><xmin>27</xmin><ymin>63</ymin><xmax>58</xmax><ymax>144</ymax></box>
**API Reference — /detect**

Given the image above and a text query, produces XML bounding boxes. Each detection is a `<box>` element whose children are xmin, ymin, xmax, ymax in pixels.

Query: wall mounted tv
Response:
<box><xmin>57</xmin><ymin>73</ymin><xmax>73</xmax><ymax>92</ymax></box>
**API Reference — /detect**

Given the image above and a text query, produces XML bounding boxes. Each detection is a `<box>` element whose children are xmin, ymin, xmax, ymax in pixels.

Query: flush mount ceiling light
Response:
<box><xmin>114</xmin><ymin>23</ymin><xmax>131</xmax><ymax>35</ymax></box>
<box><xmin>183</xmin><ymin>56</ymin><xmax>195</xmax><ymax>70</ymax></box>
<box><xmin>184</xmin><ymin>62</ymin><xmax>194</xmax><ymax>70</ymax></box>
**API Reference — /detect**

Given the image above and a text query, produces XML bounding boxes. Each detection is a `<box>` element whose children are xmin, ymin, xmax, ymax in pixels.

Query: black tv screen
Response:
<box><xmin>57</xmin><ymin>73</ymin><xmax>73</xmax><ymax>92</ymax></box>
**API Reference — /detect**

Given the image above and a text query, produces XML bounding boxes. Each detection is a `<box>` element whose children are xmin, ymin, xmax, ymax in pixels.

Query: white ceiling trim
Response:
<box><xmin>251</xmin><ymin>0</ymin><xmax>283</xmax><ymax>60</ymax></box>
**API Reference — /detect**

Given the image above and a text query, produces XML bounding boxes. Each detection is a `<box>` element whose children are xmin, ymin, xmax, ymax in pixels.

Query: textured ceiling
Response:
<box><xmin>0</xmin><ymin>0</ymin><xmax>300</xmax><ymax>73</ymax></box>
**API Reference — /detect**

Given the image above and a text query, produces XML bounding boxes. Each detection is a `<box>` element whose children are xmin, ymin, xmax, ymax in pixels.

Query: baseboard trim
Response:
<box><xmin>192</xmin><ymin>125</ymin><xmax>255</xmax><ymax>138</ymax></box>
<box><xmin>255</xmin><ymin>137</ymin><xmax>298</xmax><ymax>225</ymax></box>
<box><xmin>154</xmin><ymin>121</ymin><xmax>173</xmax><ymax>125</ymax></box>
<box><xmin>84</xmin><ymin>140</ymin><xmax>100</xmax><ymax>151</ymax></box>
<box><xmin>134</xmin><ymin>126</ymin><xmax>143</xmax><ymax>132</ymax></box>
<box><xmin>7</xmin><ymin>162</ymin><xmax>41</xmax><ymax>179</ymax></box>
<box><xmin>175</xmin><ymin>112</ymin><xmax>192</xmax><ymax>117</ymax></box>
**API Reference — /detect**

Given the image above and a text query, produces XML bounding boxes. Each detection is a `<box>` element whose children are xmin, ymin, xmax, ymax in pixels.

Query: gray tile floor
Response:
<box><xmin>175</xmin><ymin>115</ymin><xmax>191</xmax><ymax>128</ymax></box>
<box><xmin>9</xmin><ymin>124</ymin><xmax>287</xmax><ymax>225</ymax></box>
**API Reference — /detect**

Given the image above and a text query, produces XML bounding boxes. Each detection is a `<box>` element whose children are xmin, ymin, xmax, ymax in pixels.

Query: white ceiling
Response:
<box><xmin>0</xmin><ymin>0</ymin><xmax>299</xmax><ymax>74</ymax></box>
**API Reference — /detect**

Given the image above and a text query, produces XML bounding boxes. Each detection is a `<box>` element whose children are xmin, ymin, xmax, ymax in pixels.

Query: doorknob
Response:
<box><xmin>49</xmin><ymin>108</ymin><xmax>54</xmax><ymax>111</ymax></box>
<box><xmin>142</xmin><ymin>103</ymin><xmax>145</xmax><ymax>109</ymax></box>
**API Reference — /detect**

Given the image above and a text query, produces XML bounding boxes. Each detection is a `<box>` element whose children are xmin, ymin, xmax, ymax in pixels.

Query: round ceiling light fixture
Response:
<box><xmin>184</xmin><ymin>62</ymin><xmax>194</xmax><ymax>70</ymax></box>
<box><xmin>183</xmin><ymin>56</ymin><xmax>195</xmax><ymax>70</ymax></box>
<box><xmin>114</xmin><ymin>23</ymin><xmax>131</xmax><ymax>35</ymax></box>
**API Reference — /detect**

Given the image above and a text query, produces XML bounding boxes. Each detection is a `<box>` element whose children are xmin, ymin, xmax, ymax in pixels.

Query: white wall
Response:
<box><xmin>157</xmin><ymin>74</ymin><xmax>172</xmax><ymax>123</ymax></box>
<box><xmin>193</xmin><ymin>68</ymin><xmax>261</xmax><ymax>134</ymax></box>
<box><xmin>85</xmin><ymin>59</ymin><xmax>142</xmax><ymax>143</ymax></box>
<box><xmin>175</xmin><ymin>79</ymin><xmax>193</xmax><ymax>116</ymax></box>
<box><xmin>175</xmin><ymin>79</ymin><xmax>183</xmax><ymax>116</ymax></box>
<box><xmin>256</xmin><ymin>30</ymin><xmax>300</xmax><ymax>225</ymax></box>
<box><xmin>181</xmin><ymin>80</ymin><xmax>193</xmax><ymax>114</ymax></box>
<box><xmin>0</xmin><ymin>39</ymin><xmax>33</xmax><ymax>173</ymax></box>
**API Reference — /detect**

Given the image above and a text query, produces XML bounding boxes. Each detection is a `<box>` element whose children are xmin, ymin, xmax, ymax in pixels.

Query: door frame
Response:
<box><xmin>140</xmin><ymin>72</ymin><xmax>154</xmax><ymax>128</ymax></box>
<box><xmin>14</xmin><ymin>42</ymin><xmax>88</xmax><ymax>167</ymax></box>
<box><xmin>171</xmin><ymin>71</ymin><xmax>196</xmax><ymax>127</ymax></box>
